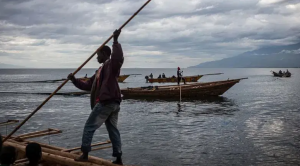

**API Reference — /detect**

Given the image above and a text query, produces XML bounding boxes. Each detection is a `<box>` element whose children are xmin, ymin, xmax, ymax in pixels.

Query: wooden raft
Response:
<box><xmin>1</xmin><ymin>121</ymin><xmax>122</xmax><ymax>166</ymax></box>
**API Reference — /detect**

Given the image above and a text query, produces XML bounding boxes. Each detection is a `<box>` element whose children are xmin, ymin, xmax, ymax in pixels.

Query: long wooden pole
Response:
<box><xmin>3</xmin><ymin>0</ymin><xmax>151</xmax><ymax>142</ymax></box>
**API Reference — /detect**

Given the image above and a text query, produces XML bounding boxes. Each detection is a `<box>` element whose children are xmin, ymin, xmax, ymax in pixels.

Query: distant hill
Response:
<box><xmin>190</xmin><ymin>42</ymin><xmax>300</xmax><ymax>68</ymax></box>
<box><xmin>0</xmin><ymin>63</ymin><xmax>23</xmax><ymax>68</ymax></box>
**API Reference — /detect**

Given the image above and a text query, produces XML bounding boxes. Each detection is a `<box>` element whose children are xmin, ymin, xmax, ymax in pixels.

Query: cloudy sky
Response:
<box><xmin>0</xmin><ymin>0</ymin><xmax>299</xmax><ymax>68</ymax></box>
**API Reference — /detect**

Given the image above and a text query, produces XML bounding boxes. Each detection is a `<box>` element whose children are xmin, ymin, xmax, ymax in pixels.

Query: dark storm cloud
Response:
<box><xmin>0</xmin><ymin>0</ymin><xmax>299</xmax><ymax>68</ymax></box>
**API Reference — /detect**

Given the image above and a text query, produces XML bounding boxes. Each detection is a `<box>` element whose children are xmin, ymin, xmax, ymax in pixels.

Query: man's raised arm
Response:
<box><xmin>111</xmin><ymin>29</ymin><xmax>124</xmax><ymax>75</ymax></box>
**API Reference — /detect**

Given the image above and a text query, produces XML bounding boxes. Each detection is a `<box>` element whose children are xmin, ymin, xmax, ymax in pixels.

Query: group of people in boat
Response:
<box><xmin>278</xmin><ymin>69</ymin><xmax>290</xmax><ymax>75</ymax></box>
<box><xmin>145</xmin><ymin>67</ymin><xmax>186</xmax><ymax>85</ymax></box>
<box><xmin>0</xmin><ymin>134</ymin><xmax>43</xmax><ymax>166</ymax></box>
<box><xmin>147</xmin><ymin>73</ymin><xmax>176</xmax><ymax>79</ymax></box>
<box><xmin>273</xmin><ymin>69</ymin><xmax>291</xmax><ymax>77</ymax></box>
<box><xmin>157</xmin><ymin>73</ymin><xmax>166</xmax><ymax>78</ymax></box>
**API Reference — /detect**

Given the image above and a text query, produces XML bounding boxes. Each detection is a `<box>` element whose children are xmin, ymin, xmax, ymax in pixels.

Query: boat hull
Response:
<box><xmin>121</xmin><ymin>79</ymin><xmax>243</xmax><ymax>99</ymax></box>
<box><xmin>118</xmin><ymin>75</ymin><xmax>130</xmax><ymax>82</ymax></box>
<box><xmin>272</xmin><ymin>72</ymin><xmax>291</xmax><ymax>77</ymax></box>
<box><xmin>147</xmin><ymin>75</ymin><xmax>202</xmax><ymax>83</ymax></box>
<box><xmin>79</xmin><ymin>74</ymin><xmax>130</xmax><ymax>83</ymax></box>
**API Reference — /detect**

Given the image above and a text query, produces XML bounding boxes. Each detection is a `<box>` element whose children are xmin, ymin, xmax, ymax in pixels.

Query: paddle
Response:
<box><xmin>3</xmin><ymin>0</ymin><xmax>152</xmax><ymax>142</ymax></box>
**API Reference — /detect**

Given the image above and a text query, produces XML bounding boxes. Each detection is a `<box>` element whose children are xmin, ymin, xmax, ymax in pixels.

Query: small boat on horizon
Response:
<box><xmin>272</xmin><ymin>70</ymin><xmax>291</xmax><ymax>77</ymax></box>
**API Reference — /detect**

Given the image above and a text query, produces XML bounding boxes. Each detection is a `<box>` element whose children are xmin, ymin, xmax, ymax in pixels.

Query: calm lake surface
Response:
<box><xmin>0</xmin><ymin>68</ymin><xmax>299</xmax><ymax>166</ymax></box>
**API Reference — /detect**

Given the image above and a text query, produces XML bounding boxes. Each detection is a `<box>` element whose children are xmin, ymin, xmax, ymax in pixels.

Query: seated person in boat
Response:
<box><xmin>150</xmin><ymin>73</ymin><xmax>153</xmax><ymax>79</ymax></box>
<box><xmin>158</xmin><ymin>74</ymin><xmax>162</xmax><ymax>78</ymax></box>
<box><xmin>24</xmin><ymin>143</ymin><xmax>42</xmax><ymax>166</ymax></box>
<box><xmin>172</xmin><ymin>75</ymin><xmax>176</xmax><ymax>78</ymax></box>
<box><xmin>68</xmin><ymin>30</ymin><xmax>123</xmax><ymax>165</ymax></box>
<box><xmin>145</xmin><ymin>75</ymin><xmax>149</xmax><ymax>83</ymax></box>
<box><xmin>177</xmin><ymin>67</ymin><xmax>186</xmax><ymax>85</ymax></box>
<box><xmin>84</xmin><ymin>74</ymin><xmax>88</xmax><ymax>78</ymax></box>
<box><xmin>279</xmin><ymin>70</ymin><xmax>282</xmax><ymax>74</ymax></box>
<box><xmin>162</xmin><ymin>73</ymin><xmax>166</xmax><ymax>78</ymax></box>
<box><xmin>286</xmin><ymin>69</ymin><xmax>290</xmax><ymax>74</ymax></box>
<box><xmin>0</xmin><ymin>146</ymin><xmax>16</xmax><ymax>166</ymax></box>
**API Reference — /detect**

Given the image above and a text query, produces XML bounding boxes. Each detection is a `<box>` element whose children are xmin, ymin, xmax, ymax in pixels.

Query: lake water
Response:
<box><xmin>0</xmin><ymin>68</ymin><xmax>299</xmax><ymax>166</ymax></box>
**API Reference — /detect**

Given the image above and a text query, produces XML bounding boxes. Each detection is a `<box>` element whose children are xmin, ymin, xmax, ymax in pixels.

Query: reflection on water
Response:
<box><xmin>124</xmin><ymin>96</ymin><xmax>239</xmax><ymax>117</ymax></box>
<box><xmin>0</xmin><ymin>68</ymin><xmax>300</xmax><ymax>166</ymax></box>
<box><xmin>246</xmin><ymin>115</ymin><xmax>300</xmax><ymax>165</ymax></box>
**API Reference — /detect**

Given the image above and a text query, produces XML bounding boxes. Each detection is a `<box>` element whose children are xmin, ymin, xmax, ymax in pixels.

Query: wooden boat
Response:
<box><xmin>146</xmin><ymin>75</ymin><xmax>202</xmax><ymax>83</ymax></box>
<box><xmin>79</xmin><ymin>74</ymin><xmax>130</xmax><ymax>83</ymax></box>
<box><xmin>118</xmin><ymin>74</ymin><xmax>130</xmax><ymax>82</ymax></box>
<box><xmin>272</xmin><ymin>71</ymin><xmax>291</xmax><ymax>77</ymax></box>
<box><xmin>121</xmin><ymin>78</ymin><xmax>247</xmax><ymax>99</ymax></box>
<box><xmin>1</xmin><ymin>120</ymin><xmax>123</xmax><ymax>166</ymax></box>
<box><xmin>145</xmin><ymin>73</ymin><xmax>223</xmax><ymax>83</ymax></box>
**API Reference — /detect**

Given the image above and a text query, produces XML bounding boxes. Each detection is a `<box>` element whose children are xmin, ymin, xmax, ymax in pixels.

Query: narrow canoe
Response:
<box><xmin>121</xmin><ymin>78</ymin><xmax>247</xmax><ymax>99</ymax></box>
<box><xmin>79</xmin><ymin>74</ymin><xmax>130</xmax><ymax>83</ymax></box>
<box><xmin>147</xmin><ymin>75</ymin><xmax>202</xmax><ymax>83</ymax></box>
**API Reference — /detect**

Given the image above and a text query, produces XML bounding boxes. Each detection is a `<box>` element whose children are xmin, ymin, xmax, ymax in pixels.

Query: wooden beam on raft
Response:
<box><xmin>13</xmin><ymin>128</ymin><xmax>62</xmax><ymax>140</ymax></box>
<box><xmin>0</xmin><ymin>120</ymin><xmax>19</xmax><ymax>127</ymax></box>
<box><xmin>14</xmin><ymin>160</ymin><xmax>48</xmax><ymax>166</ymax></box>
<box><xmin>14</xmin><ymin>128</ymin><xmax>61</xmax><ymax>138</ymax></box>
<box><xmin>14</xmin><ymin>158</ymin><xmax>28</xmax><ymax>164</ymax></box>
<box><xmin>6</xmin><ymin>138</ymin><xmax>65</xmax><ymax>151</ymax></box>
<box><xmin>5</xmin><ymin>140</ymin><xmax>119</xmax><ymax>166</ymax></box>
<box><xmin>41</xmin><ymin>147</ymin><xmax>117</xmax><ymax>166</ymax></box>
<box><xmin>17</xmin><ymin>130</ymin><xmax>61</xmax><ymax>140</ymax></box>
<box><xmin>26</xmin><ymin>140</ymin><xmax>66</xmax><ymax>151</ymax></box>
<box><xmin>63</xmin><ymin>140</ymin><xmax>111</xmax><ymax>152</ymax></box>
<box><xmin>72</xmin><ymin>146</ymin><xmax>112</xmax><ymax>155</ymax></box>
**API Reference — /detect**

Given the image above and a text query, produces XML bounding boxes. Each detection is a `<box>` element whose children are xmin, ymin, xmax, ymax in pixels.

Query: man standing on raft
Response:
<box><xmin>68</xmin><ymin>29</ymin><xmax>124</xmax><ymax>165</ymax></box>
